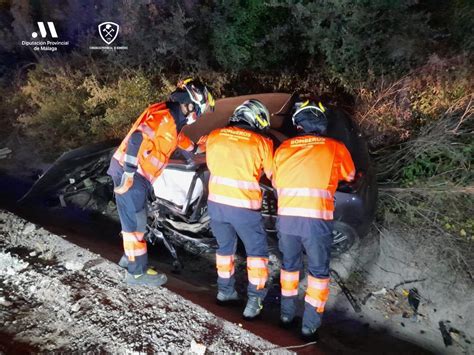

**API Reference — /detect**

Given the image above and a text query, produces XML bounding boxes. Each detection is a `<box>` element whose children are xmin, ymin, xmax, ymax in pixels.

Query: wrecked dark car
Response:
<box><xmin>21</xmin><ymin>93</ymin><xmax>377</xmax><ymax>266</ymax></box>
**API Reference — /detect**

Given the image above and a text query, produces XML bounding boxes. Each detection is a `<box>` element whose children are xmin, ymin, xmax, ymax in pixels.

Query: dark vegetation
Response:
<box><xmin>0</xmin><ymin>0</ymin><xmax>472</xmax><ymax>276</ymax></box>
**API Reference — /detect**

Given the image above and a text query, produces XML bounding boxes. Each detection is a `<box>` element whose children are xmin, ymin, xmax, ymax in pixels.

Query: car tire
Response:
<box><xmin>331</xmin><ymin>221</ymin><xmax>359</xmax><ymax>257</ymax></box>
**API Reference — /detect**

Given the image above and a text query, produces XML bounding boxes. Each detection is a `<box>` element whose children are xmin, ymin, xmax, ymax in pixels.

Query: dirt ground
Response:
<box><xmin>2</xmin><ymin>209</ymin><xmax>473</xmax><ymax>354</ymax></box>
<box><xmin>328</xmin><ymin>225</ymin><xmax>474</xmax><ymax>354</ymax></box>
<box><xmin>0</xmin><ymin>210</ymin><xmax>289</xmax><ymax>354</ymax></box>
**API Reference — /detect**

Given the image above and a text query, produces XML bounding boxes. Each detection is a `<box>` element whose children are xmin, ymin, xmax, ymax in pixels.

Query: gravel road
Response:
<box><xmin>0</xmin><ymin>210</ymin><xmax>290</xmax><ymax>354</ymax></box>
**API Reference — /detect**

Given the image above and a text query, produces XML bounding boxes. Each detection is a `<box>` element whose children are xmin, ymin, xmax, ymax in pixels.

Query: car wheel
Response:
<box><xmin>331</xmin><ymin>221</ymin><xmax>359</xmax><ymax>257</ymax></box>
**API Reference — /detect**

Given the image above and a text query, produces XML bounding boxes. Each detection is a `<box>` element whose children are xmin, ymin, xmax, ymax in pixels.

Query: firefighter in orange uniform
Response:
<box><xmin>205</xmin><ymin>100</ymin><xmax>273</xmax><ymax>319</ymax></box>
<box><xmin>107</xmin><ymin>78</ymin><xmax>215</xmax><ymax>286</ymax></box>
<box><xmin>273</xmin><ymin>101</ymin><xmax>355</xmax><ymax>337</ymax></box>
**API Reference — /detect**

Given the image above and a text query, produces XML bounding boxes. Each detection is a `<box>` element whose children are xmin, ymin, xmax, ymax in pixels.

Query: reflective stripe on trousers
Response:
<box><xmin>280</xmin><ymin>269</ymin><xmax>299</xmax><ymax>297</ymax></box>
<box><xmin>247</xmin><ymin>256</ymin><xmax>269</xmax><ymax>290</ymax></box>
<box><xmin>122</xmin><ymin>231</ymin><xmax>147</xmax><ymax>262</ymax></box>
<box><xmin>216</xmin><ymin>254</ymin><xmax>235</xmax><ymax>279</ymax></box>
<box><xmin>304</xmin><ymin>275</ymin><xmax>330</xmax><ymax>313</ymax></box>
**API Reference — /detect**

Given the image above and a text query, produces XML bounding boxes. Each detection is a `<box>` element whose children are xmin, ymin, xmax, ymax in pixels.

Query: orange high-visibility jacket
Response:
<box><xmin>206</xmin><ymin>126</ymin><xmax>273</xmax><ymax>210</ymax></box>
<box><xmin>113</xmin><ymin>102</ymin><xmax>193</xmax><ymax>183</ymax></box>
<box><xmin>273</xmin><ymin>135</ymin><xmax>355</xmax><ymax>220</ymax></box>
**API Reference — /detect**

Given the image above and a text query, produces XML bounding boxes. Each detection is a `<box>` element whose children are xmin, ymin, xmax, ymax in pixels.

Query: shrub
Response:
<box><xmin>354</xmin><ymin>55</ymin><xmax>473</xmax><ymax>148</ymax></box>
<box><xmin>375</xmin><ymin>113</ymin><xmax>473</xmax><ymax>187</ymax></box>
<box><xmin>450</xmin><ymin>0</ymin><xmax>474</xmax><ymax>52</ymax></box>
<box><xmin>83</xmin><ymin>72</ymin><xmax>158</xmax><ymax>139</ymax></box>
<box><xmin>0</xmin><ymin>84</ymin><xmax>28</xmax><ymax>140</ymax></box>
<box><xmin>285</xmin><ymin>0</ymin><xmax>432</xmax><ymax>87</ymax></box>
<box><xmin>18</xmin><ymin>64</ymin><xmax>91</xmax><ymax>152</ymax></box>
<box><xmin>100</xmin><ymin>2</ymin><xmax>207</xmax><ymax>74</ymax></box>
<box><xmin>18</xmin><ymin>64</ymin><xmax>165</xmax><ymax>155</ymax></box>
<box><xmin>206</xmin><ymin>0</ymin><xmax>292</xmax><ymax>72</ymax></box>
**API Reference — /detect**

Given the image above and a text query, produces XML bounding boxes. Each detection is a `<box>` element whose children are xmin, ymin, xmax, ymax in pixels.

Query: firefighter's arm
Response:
<box><xmin>339</xmin><ymin>143</ymin><xmax>356</xmax><ymax>182</ymax></box>
<box><xmin>195</xmin><ymin>135</ymin><xmax>208</xmax><ymax>154</ymax></box>
<box><xmin>262</xmin><ymin>138</ymin><xmax>274</xmax><ymax>180</ymax></box>
<box><xmin>114</xmin><ymin>131</ymin><xmax>143</xmax><ymax>194</ymax></box>
<box><xmin>177</xmin><ymin>132</ymin><xmax>195</xmax><ymax>152</ymax></box>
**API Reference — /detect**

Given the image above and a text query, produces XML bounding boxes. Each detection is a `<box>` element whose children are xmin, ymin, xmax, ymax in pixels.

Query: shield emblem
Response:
<box><xmin>98</xmin><ymin>22</ymin><xmax>119</xmax><ymax>45</ymax></box>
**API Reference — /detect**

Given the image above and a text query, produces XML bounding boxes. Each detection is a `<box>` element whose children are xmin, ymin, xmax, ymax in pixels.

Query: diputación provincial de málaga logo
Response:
<box><xmin>21</xmin><ymin>22</ymin><xmax>69</xmax><ymax>52</ymax></box>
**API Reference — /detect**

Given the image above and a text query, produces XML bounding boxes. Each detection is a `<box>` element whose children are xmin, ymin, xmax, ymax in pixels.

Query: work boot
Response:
<box><xmin>243</xmin><ymin>296</ymin><xmax>263</xmax><ymax>319</ymax></box>
<box><xmin>279</xmin><ymin>314</ymin><xmax>295</xmax><ymax>329</ymax></box>
<box><xmin>217</xmin><ymin>290</ymin><xmax>240</xmax><ymax>302</ymax></box>
<box><xmin>302</xmin><ymin>303</ymin><xmax>322</xmax><ymax>338</ymax></box>
<box><xmin>125</xmin><ymin>268</ymin><xmax>167</xmax><ymax>287</ymax></box>
<box><xmin>118</xmin><ymin>255</ymin><xmax>128</xmax><ymax>268</ymax></box>
<box><xmin>301</xmin><ymin>326</ymin><xmax>319</xmax><ymax>341</ymax></box>
<box><xmin>280</xmin><ymin>296</ymin><xmax>296</xmax><ymax>328</ymax></box>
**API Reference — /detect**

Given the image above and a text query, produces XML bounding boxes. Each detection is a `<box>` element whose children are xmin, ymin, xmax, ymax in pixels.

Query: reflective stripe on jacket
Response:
<box><xmin>113</xmin><ymin>102</ymin><xmax>193</xmax><ymax>183</ymax></box>
<box><xmin>273</xmin><ymin>135</ymin><xmax>355</xmax><ymax>220</ymax></box>
<box><xmin>206</xmin><ymin>126</ymin><xmax>273</xmax><ymax>210</ymax></box>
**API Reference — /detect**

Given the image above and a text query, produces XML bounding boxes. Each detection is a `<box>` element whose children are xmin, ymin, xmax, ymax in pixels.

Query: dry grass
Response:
<box><xmin>354</xmin><ymin>55</ymin><xmax>473</xmax><ymax>149</ymax></box>
<box><xmin>376</xmin><ymin>110</ymin><xmax>473</xmax><ymax>281</ymax></box>
<box><xmin>374</xmin><ymin>109</ymin><xmax>473</xmax><ymax>186</ymax></box>
<box><xmin>368</xmin><ymin>59</ymin><xmax>474</xmax><ymax>282</ymax></box>
<box><xmin>379</xmin><ymin>190</ymin><xmax>474</xmax><ymax>282</ymax></box>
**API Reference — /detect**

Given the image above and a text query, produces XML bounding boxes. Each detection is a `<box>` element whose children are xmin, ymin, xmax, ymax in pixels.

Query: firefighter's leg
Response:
<box><xmin>114</xmin><ymin>173</ymin><xmax>149</xmax><ymax>275</ymax></box>
<box><xmin>209</xmin><ymin>218</ymin><xmax>238</xmax><ymax>298</ymax></box>
<box><xmin>301</xmin><ymin>223</ymin><xmax>333</xmax><ymax>334</ymax></box>
<box><xmin>233</xmin><ymin>209</ymin><xmax>269</xmax><ymax>300</ymax></box>
<box><xmin>277</xmin><ymin>231</ymin><xmax>303</xmax><ymax>323</ymax></box>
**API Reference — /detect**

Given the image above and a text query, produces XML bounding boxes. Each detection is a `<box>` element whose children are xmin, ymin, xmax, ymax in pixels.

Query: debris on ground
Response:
<box><xmin>363</xmin><ymin>287</ymin><xmax>419</xmax><ymax>319</ymax></box>
<box><xmin>0</xmin><ymin>147</ymin><xmax>12</xmax><ymax>159</ymax></box>
<box><xmin>407</xmin><ymin>287</ymin><xmax>421</xmax><ymax>320</ymax></box>
<box><xmin>439</xmin><ymin>320</ymin><xmax>454</xmax><ymax>347</ymax></box>
<box><xmin>187</xmin><ymin>340</ymin><xmax>206</xmax><ymax>355</ymax></box>
<box><xmin>438</xmin><ymin>321</ymin><xmax>473</xmax><ymax>349</ymax></box>
<box><xmin>373</xmin><ymin>287</ymin><xmax>388</xmax><ymax>296</ymax></box>
<box><xmin>329</xmin><ymin>268</ymin><xmax>361</xmax><ymax>313</ymax></box>
<box><xmin>333</xmin><ymin>225</ymin><xmax>474</xmax><ymax>354</ymax></box>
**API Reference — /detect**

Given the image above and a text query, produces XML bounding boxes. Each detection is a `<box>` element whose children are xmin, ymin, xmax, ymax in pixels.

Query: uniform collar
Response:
<box><xmin>296</xmin><ymin>131</ymin><xmax>322</xmax><ymax>138</ymax></box>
